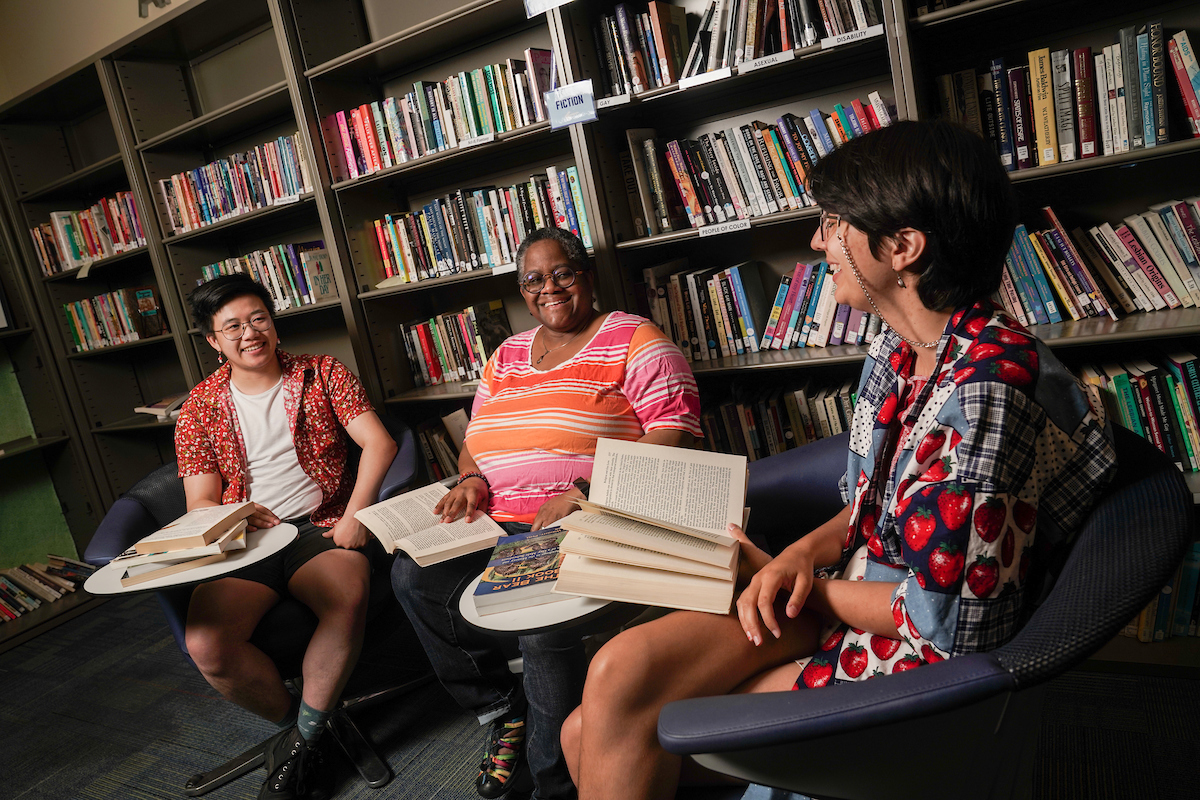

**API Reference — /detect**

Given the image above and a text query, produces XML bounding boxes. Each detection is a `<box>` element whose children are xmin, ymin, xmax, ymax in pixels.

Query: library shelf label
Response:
<box><xmin>546</xmin><ymin>80</ymin><xmax>598</xmax><ymax>130</ymax></box>
<box><xmin>597</xmin><ymin>93</ymin><xmax>632</xmax><ymax>109</ymax></box>
<box><xmin>492</xmin><ymin>262</ymin><xmax>518</xmax><ymax>275</ymax></box>
<box><xmin>698</xmin><ymin>218</ymin><xmax>752</xmax><ymax>238</ymax></box>
<box><xmin>821</xmin><ymin>24</ymin><xmax>884</xmax><ymax>50</ymax></box>
<box><xmin>739</xmin><ymin>49</ymin><xmax>796</xmax><ymax>74</ymax></box>
<box><xmin>678</xmin><ymin>67</ymin><xmax>733</xmax><ymax>90</ymax></box>
<box><xmin>76</xmin><ymin>259</ymin><xmax>96</xmax><ymax>279</ymax></box>
<box><xmin>460</xmin><ymin>132</ymin><xmax>497</xmax><ymax>150</ymax></box>
<box><xmin>275</xmin><ymin>194</ymin><xmax>301</xmax><ymax>206</ymax></box>
<box><xmin>524</xmin><ymin>0</ymin><xmax>572</xmax><ymax>17</ymax></box>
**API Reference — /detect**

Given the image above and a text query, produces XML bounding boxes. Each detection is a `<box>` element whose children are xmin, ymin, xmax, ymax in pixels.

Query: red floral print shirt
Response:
<box><xmin>175</xmin><ymin>350</ymin><xmax>374</xmax><ymax>527</ymax></box>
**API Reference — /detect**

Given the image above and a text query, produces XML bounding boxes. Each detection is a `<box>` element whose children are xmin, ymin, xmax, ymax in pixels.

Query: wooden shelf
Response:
<box><xmin>136</xmin><ymin>81</ymin><xmax>293</xmax><ymax>152</ymax></box>
<box><xmin>91</xmin><ymin>415</ymin><xmax>177</xmax><ymax>434</ymax></box>
<box><xmin>65</xmin><ymin>332</ymin><xmax>176</xmax><ymax>359</ymax></box>
<box><xmin>17</xmin><ymin>154</ymin><xmax>125</xmax><ymax>202</ymax></box>
<box><xmin>615</xmin><ymin>208</ymin><xmax>818</xmax><ymax>251</ymax></box>
<box><xmin>0</xmin><ymin>436</ymin><xmax>69</xmax><ymax>462</ymax></box>
<box><xmin>385</xmin><ymin>381</ymin><xmax>480</xmax><ymax>405</ymax></box>
<box><xmin>304</xmin><ymin>0</ymin><xmax>531</xmax><ymax>81</ymax></box>
<box><xmin>330</xmin><ymin>122</ymin><xmax>558</xmax><ymax>192</ymax></box>
<box><xmin>0</xmin><ymin>590</ymin><xmax>105</xmax><ymax>655</ymax></box>
<box><xmin>1009</xmin><ymin>139</ymin><xmax>1200</xmax><ymax>186</ymax></box>
<box><xmin>162</xmin><ymin>194</ymin><xmax>316</xmax><ymax>246</ymax></box>
<box><xmin>41</xmin><ymin>245</ymin><xmax>150</xmax><ymax>282</ymax></box>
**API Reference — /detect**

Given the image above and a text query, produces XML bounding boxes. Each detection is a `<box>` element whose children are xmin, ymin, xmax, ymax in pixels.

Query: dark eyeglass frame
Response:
<box><xmin>817</xmin><ymin>210</ymin><xmax>843</xmax><ymax>244</ymax></box>
<box><xmin>518</xmin><ymin>265</ymin><xmax>589</xmax><ymax>294</ymax></box>
<box><xmin>218</xmin><ymin>314</ymin><xmax>273</xmax><ymax>340</ymax></box>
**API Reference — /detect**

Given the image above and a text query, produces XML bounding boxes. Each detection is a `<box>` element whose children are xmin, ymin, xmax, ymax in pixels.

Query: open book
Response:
<box><xmin>553</xmin><ymin>438</ymin><xmax>747</xmax><ymax>615</ymax></box>
<box><xmin>354</xmin><ymin>483</ymin><xmax>505</xmax><ymax>567</ymax></box>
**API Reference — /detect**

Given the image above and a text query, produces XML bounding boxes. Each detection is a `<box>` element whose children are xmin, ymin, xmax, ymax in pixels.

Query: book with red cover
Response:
<box><xmin>1072</xmin><ymin>48</ymin><xmax>1098</xmax><ymax>158</ymax></box>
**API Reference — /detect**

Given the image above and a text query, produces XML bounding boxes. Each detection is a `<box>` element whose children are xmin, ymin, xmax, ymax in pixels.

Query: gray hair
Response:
<box><xmin>515</xmin><ymin>227</ymin><xmax>588</xmax><ymax>275</ymax></box>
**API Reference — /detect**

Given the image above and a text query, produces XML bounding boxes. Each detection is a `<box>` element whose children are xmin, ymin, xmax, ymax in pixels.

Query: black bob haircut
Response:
<box><xmin>806</xmin><ymin>120</ymin><xmax>1018</xmax><ymax>311</ymax></box>
<box><xmin>189</xmin><ymin>273</ymin><xmax>274</xmax><ymax>337</ymax></box>
<box><xmin>515</xmin><ymin>227</ymin><xmax>589</xmax><ymax>275</ymax></box>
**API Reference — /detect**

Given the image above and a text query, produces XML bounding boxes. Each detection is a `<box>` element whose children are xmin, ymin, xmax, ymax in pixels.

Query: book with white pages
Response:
<box><xmin>113</xmin><ymin>521</ymin><xmax>248</xmax><ymax>569</ymax></box>
<box><xmin>553</xmin><ymin>437</ymin><xmax>747</xmax><ymax>614</ymax></box>
<box><xmin>133</xmin><ymin>501</ymin><xmax>254</xmax><ymax>554</ymax></box>
<box><xmin>354</xmin><ymin>482</ymin><xmax>505</xmax><ymax>567</ymax></box>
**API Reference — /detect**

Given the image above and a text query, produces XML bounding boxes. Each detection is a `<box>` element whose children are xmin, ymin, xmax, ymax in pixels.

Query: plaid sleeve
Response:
<box><xmin>174</xmin><ymin>397</ymin><xmax>219</xmax><ymax>478</ymax></box>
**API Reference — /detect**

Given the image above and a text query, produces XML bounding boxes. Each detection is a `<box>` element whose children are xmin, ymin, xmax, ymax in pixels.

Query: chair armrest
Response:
<box><xmin>657</xmin><ymin>652</ymin><xmax>1015</xmax><ymax>755</ymax></box>
<box><xmin>84</xmin><ymin>496</ymin><xmax>160</xmax><ymax>566</ymax></box>
<box><xmin>379</xmin><ymin>419</ymin><xmax>420</xmax><ymax>501</ymax></box>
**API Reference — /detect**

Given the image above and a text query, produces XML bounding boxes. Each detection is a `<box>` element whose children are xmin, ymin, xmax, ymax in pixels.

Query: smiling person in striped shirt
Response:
<box><xmin>391</xmin><ymin>227</ymin><xmax>700</xmax><ymax>800</ymax></box>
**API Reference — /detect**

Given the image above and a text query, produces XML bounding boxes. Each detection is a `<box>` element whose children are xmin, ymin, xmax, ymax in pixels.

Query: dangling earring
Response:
<box><xmin>217</xmin><ymin>352</ymin><xmax>225</xmax><ymax>365</ymax></box>
<box><xmin>896</xmin><ymin>274</ymin><xmax>906</xmax><ymax>288</ymax></box>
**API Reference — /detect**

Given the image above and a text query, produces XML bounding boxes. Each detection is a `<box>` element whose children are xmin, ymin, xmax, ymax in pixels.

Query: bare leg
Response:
<box><xmin>566</xmin><ymin>600</ymin><xmax>820</xmax><ymax>800</ymax></box>
<box><xmin>286</xmin><ymin>548</ymin><xmax>371</xmax><ymax>712</ymax></box>
<box><xmin>186</xmin><ymin>577</ymin><xmax>289</xmax><ymax>720</ymax></box>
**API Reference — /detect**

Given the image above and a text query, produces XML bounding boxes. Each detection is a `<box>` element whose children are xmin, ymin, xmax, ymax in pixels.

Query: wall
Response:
<box><xmin>0</xmin><ymin>0</ymin><xmax>180</xmax><ymax>107</ymax></box>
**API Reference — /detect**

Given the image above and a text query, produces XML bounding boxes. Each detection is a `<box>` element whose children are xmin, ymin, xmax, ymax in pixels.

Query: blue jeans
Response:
<box><xmin>391</xmin><ymin>522</ymin><xmax>585</xmax><ymax>800</ymax></box>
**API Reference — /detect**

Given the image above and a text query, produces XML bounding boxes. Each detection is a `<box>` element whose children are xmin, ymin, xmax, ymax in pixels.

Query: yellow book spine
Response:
<box><xmin>1028</xmin><ymin>48</ymin><xmax>1059</xmax><ymax>167</ymax></box>
<box><xmin>1027</xmin><ymin>232</ymin><xmax>1081</xmax><ymax>321</ymax></box>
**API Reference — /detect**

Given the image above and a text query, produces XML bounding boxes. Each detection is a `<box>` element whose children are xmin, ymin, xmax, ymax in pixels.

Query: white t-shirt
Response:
<box><xmin>230</xmin><ymin>377</ymin><xmax>323</xmax><ymax>521</ymax></box>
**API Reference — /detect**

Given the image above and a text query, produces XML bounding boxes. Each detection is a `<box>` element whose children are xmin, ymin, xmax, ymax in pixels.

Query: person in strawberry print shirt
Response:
<box><xmin>561</xmin><ymin>121</ymin><xmax>1116</xmax><ymax>800</ymax></box>
<box><xmin>175</xmin><ymin>274</ymin><xmax>397</xmax><ymax>800</ymax></box>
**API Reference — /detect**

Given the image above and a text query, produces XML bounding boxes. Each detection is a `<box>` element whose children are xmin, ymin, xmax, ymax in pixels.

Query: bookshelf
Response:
<box><xmin>0</xmin><ymin>0</ymin><xmax>1197</xmax><ymax>646</ymax></box>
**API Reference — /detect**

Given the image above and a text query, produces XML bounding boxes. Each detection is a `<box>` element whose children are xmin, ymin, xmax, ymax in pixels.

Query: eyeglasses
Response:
<box><xmin>519</xmin><ymin>265</ymin><xmax>588</xmax><ymax>294</ymax></box>
<box><xmin>218</xmin><ymin>313</ymin><xmax>273</xmax><ymax>340</ymax></box>
<box><xmin>817</xmin><ymin>211</ymin><xmax>843</xmax><ymax>244</ymax></box>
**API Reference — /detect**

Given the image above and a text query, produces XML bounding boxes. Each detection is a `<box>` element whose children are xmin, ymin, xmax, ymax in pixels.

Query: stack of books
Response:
<box><xmin>61</xmin><ymin>284</ymin><xmax>169</xmax><ymax>352</ymax></box>
<box><xmin>624</xmin><ymin>95</ymin><xmax>894</xmax><ymax>237</ymax></box>
<box><xmin>701</xmin><ymin>378</ymin><xmax>859</xmax><ymax>460</ymax></box>
<box><xmin>157</xmin><ymin>132</ymin><xmax>314</xmax><ymax>236</ymax></box>
<box><xmin>133</xmin><ymin>392</ymin><xmax>188</xmax><ymax>421</ymax></box>
<box><xmin>938</xmin><ymin>28</ymin><xmax>1200</xmax><ymax>172</ymax></box>
<box><xmin>28</xmin><ymin>191</ymin><xmax>146</xmax><ymax>275</ymax></box>
<box><xmin>553</xmin><ymin>438</ymin><xmax>747</xmax><ymax>615</ymax></box>
<box><xmin>109</xmin><ymin>502</ymin><xmax>255</xmax><ymax>588</ymax></box>
<box><xmin>199</xmin><ymin>241</ymin><xmax>337</xmax><ymax>311</ymax></box>
<box><xmin>400</xmin><ymin>298</ymin><xmax>513</xmax><ymax>388</ymax></box>
<box><xmin>322</xmin><ymin>48</ymin><xmax>555</xmax><ymax>181</ymax></box>
<box><xmin>371</xmin><ymin>166</ymin><xmax>593</xmax><ymax>287</ymax></box>
<box><xmin>0</xmin><ymin>556</ymin><xmax>96</xmax><ymax>623</ymax></box>
<box><xmin>413</xmin><ymin>409</ymin><xmax>469</xmax><ymax>482</ymax></box>
<box><xmin>592</xmin><ymin>3</ymin><xmax>687</xmax><ymax>96</ymax></box>
<box><xmin>993</xmin><ymin>200</ymin><xmax>1200</xmax><ymax>326</ymax></box>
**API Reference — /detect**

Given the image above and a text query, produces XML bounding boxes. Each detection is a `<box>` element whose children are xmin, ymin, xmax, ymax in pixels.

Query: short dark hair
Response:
<box><xmin>806</xmin><ymin>120</ymin><xmax>1017</xmax><ymax>311</ymax></box>
<box><xmin>189</xmin><ymin>273</ymin><xmax>274</xmax><ymax>336</ymax></box>
<box><xmin>515</xmin><ymin>227</ymin><xmax>589</xmax><ymax>275</ymax></box>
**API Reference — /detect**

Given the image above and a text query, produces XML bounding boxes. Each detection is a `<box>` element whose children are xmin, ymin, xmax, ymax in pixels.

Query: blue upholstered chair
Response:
<box><xmin>84</xmin><ymin>416</ymin><xmax>429</xmax><ymax>796</ymax></box>
<box><xmin>660</xmin><ymin>426</ymin><xmax>1194</xmax><ymax>800</ymax></box>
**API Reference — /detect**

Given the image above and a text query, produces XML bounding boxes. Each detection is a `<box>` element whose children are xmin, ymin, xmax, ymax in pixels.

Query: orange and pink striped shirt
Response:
<box><xmin>466</xmin><ymin>311</ymin><xmax>701</xmax><ymax>523</ymax></box>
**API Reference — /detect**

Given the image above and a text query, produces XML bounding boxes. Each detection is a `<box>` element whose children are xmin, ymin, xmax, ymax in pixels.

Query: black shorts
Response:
<box><xmin>232</xmin><ymin>517</ymin><xmax>370</xmax><ymax>596</ymax></box>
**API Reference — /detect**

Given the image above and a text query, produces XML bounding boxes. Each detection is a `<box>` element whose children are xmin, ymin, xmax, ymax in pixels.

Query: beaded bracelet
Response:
<box><xmin>456</xmin><ymin>471</ymin><xmax>490</xmax><ymax>489</ymax></box>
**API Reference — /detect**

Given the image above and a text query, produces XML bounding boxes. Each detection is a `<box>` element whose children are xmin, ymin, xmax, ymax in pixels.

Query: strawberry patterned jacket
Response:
<box><xmin>175</xmin><ymin>351</ymin><xmax>375</xmax><ymax>528</ymax></box>
<box><xmin>795</xmin><ymin>300</ymin><xmax>1116</xmax><ymax>688</ymax></box>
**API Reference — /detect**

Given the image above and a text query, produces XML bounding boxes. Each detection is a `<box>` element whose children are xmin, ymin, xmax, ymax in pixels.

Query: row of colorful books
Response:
<box><xmin>993</xmin><ymin>199</ymin><xmax>1200</xmax><ymax>327</ymax></box>
<box><xmin>593</xmin><ymin>3</ymin><xmax>686</xmax><ymax>96</ymax></box>
<box><xmin>624</xmin><ymin>93</ymin><xmax>894</xmax><ymax>236</ymax></box>
<box><xmin>61</xmin><ymin>285</ymin><xmax>168</xmax><ymax>353</ymax></box>
<box><xmin>198</xmin><ymin>242</ymin><xmax>337</xmax><ymax>313</ymax></box>
<box><xmin>371</xmin><ymin>166</ymin><xmax>593</xmax><ymax>286</ymax></box>
<box><xmin>322</xmin><ymin>48</ymin><xmax>554</xmax><ymax>182</ymax></box>
<box><xmin>1121</xmin><ymin>541</ymin><xmax>1200</xmax><ymax>642</ymax></box>
<box><xmin>941</xmin><ymin>27</ymin><xmax>1200</xmax><ymax>173</ymax></box>
<box><xmin>413</xmin><ymin>410</ymin><xmax>469</xmax><ymax>482</ymax></box>
<box><xmin>29</xmin><ymin>192</ymin><xmax>147</xmax><ymax>275</ymax></box>
<box><xmin>0</xmin><ymin>556</ymin><xmax>95</xmax><ymax>623</ymax></box>
<box><xmin>677</xmin><ymin>0</ymin><xmax>883</xmax><ymax>86</ymax></box>
<box><xmin>157</xmin><ymin>132</ymin><xmax>314</xmax><ymax>236</ymax></box>
<box><xmin>1083</xmin><ymin>352</ymin><xmax>1200</xmax><ymax>474</ymax></box>
<box><xmin>400</xmin><ymin>299</ymin><xmax>514</xmax><ymax>388</ymax></box>
<box><xmin>701</xmin><ymin>378</ymin><xmax>857</xmax><ymax>461</ymax></box>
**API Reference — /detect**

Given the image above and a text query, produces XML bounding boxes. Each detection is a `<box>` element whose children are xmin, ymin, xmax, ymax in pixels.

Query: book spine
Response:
<box><xmin>1007</xmin><ymin>66</ymin><xmax>1034</xmax><ymax>169</ymax></box>
<box><xmin>1148</xmin><ymin>21</ymin><xmax>1168</xmax><ymax>146</ymax></box>
<box><xmin>1137</xmin><ymin>29</ymin><xmax>1154</xmax><ymax>149</ymax></box>
<box><xmin>1168</xmin><ymin>39</ymin><xmax>1200</xmax><ymax>136</ymax></box>
<box><xmin>1072</xmin><ymin>48</ymin><xmax>1097</xmax><ymax>159</ymax></box>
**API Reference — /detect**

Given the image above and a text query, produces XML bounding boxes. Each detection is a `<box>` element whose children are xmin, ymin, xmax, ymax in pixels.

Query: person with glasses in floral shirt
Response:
<box><xmin>392</xmin><ymin>227</ymin><xmax>701</xmax><ymax>800</ymax></box>
<box><xmin>561</xmin><ymin>121</ymin><xmax>1117</xmax><ymax>800</ymax></box>
<box><xmin>175</xmin><ymin>273</ymin><xmax>397</xmax><ymax>800</ymax></box>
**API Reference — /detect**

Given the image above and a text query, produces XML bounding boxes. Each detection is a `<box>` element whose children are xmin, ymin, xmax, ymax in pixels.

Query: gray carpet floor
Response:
<box><xmin>2</xmin><ymin>593</ymin><xmax>1198</xmax><ymax>800</ymax></box>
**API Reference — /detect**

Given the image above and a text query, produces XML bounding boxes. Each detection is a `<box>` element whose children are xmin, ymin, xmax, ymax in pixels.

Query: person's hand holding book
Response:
<box><xmin>531</xmin><ymin>487</ymin><xmax>586</xmax><ymax>532</ymax></box>
<box><xmin>436</xmin><ymin>477</ymin><xmax>490</xmax><ymax>523</ymax></box>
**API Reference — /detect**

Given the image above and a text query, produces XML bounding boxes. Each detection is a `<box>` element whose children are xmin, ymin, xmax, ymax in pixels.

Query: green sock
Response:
<box><xmin>275</xmin><ymin>695</ymin><xmax>302</xmax><ymax>730</ymax></box>
<box><xmin>297</xmin><ymin>700</ymin><xmax>331</xmax><ymax>742</ymax></box>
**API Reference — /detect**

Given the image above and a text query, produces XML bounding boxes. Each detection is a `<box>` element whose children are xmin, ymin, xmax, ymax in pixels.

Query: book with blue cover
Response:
<box><xmin>473</xmin><ymin>527</ymin><xmax>570</xmax><ymax>615</ymax></box>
